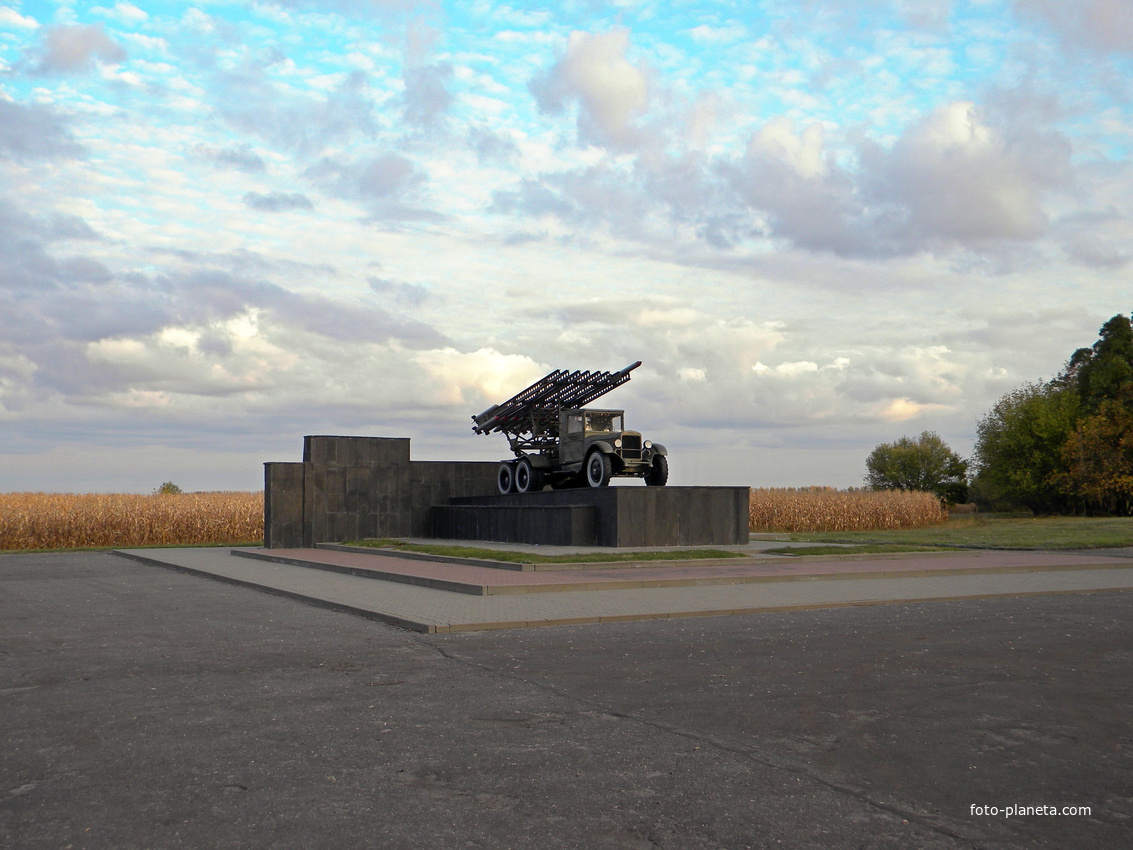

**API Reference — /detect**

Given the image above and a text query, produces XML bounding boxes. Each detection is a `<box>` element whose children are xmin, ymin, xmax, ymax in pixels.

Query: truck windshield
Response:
<box><xmin>586</xmin><ymin>412</ymin><xmax>623</xmax><ymax>433</ymax></box>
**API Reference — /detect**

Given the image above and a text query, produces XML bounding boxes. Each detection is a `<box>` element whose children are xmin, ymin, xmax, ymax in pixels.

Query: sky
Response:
<box><xmin>1</xmin><ymin>0</ymin><xmax>1131</xmax><ymax>493</ymax></box>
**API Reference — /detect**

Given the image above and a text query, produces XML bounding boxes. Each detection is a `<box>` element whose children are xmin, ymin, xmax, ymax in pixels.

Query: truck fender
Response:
<box><xmin>526</xmin><ymin>454</ymin><xmax>554</xmax><ymax>470</ymax></box>
<box><xmin>650</xmin><ymin>443</ymin><xmax>668</xmax><ymax>456</ymax></box>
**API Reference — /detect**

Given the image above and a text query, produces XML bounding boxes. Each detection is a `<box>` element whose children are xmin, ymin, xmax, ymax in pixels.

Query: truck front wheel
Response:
<box><xmin>585</xmin><ymin>451</ymin><xmax>612</xmax><ymax>488</ymax></box>
<box><xmin>646</xmin><ymin>455</ymin><xmax>669</xmax><ymax>486</ymax></box>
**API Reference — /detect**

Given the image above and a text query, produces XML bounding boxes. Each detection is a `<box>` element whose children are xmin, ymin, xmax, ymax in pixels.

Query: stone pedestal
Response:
<box><xmin>434</xmin><ymin>486</ymin><xmax>750</xmax><ymax>547</ymax></box>
<box><xmin>265</xmin><ymin>436</ymin><xmax>750</xmax><ymax>549</ymax></box>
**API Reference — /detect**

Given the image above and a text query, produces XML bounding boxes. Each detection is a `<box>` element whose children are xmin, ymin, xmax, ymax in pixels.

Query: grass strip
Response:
<box><xmin>789</xmin><ymin>515</ymin><xmax>1133</xmax><ymax>550</ymax></box>
<box><xmin>344</xmin><ymin>538</ymin><xmax>747</xmax><ymax>564</ymax></box>
<box><xmin>764</xmin><ymin>544</ymin><xmax>947</xmax><ymax>557</ymax></box>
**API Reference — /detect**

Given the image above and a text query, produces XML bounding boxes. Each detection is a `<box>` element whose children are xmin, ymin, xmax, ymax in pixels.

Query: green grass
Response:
<box><xmin>764</xmin><ymin>544</ymin><xmax>947</xmax><ymax>557</ymax></box>
<box><xmin>343</xmin><ymin>538</ymin><xmax>747</xmax><ymax>564</ymax></box>
<box><xmin>789</xmin><ymin>515</ymin><xmax>1133</xmax><ymax>551</ymax></box>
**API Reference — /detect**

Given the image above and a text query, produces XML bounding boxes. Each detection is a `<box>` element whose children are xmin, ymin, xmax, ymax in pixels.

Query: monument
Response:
<box><xmin>263</xmin><ymin>362</ymin><xmax>749</xmax><ymax>549</ymax></box>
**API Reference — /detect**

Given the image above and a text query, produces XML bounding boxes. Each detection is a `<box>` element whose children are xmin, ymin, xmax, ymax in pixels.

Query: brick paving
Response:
<box><xmin>236</xmin><ymin>545</ymin><xmax>1133</xmax><ymax>595</ymax></box>
<box><xmin>116</xmin><ymin>545</ymin><xmax>1133</xmax><ymax>633</ymax></box>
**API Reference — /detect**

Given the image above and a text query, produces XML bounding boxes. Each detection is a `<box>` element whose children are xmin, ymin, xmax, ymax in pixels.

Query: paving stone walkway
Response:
<box><xmin>115</xmin><ymin>545</ymin><xmax>1133</xmax><ymax>633</ymax></box>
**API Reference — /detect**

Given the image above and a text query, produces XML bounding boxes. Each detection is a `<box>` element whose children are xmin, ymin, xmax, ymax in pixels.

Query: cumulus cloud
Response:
<box><xmin>402</xmin><ymin>62</ymin><xmax>454</xmax><ymax>128</ymax></box>
<box><xmin>192</xmin><ymin>144</ymin><xmax>267</xmax><ymax>173</ymax></box>
<box><xmin>243</xmin><ymin>191</ymin><xmax>315</xmax><ymax>212</ymax></box>
<box><xmin>530</xmin><ymin>29</ymin><xmax>651</xmax><ymax>151</ymax></box>
<box><xmin>213</xmin><ymin>67</ymin><xmax>377</xmax><ymax>157</ymax></box>
<box><xmin>0</xmin><ymin>7</ymin><xmax>38</xmax><ymax>30</ymax></box>
<box><xmin>27</xmin><ymin>23</ymin><xmax>127</xmax><ymax>75</ymax></box>
<box><xmin>1015</xmin><ymin>0</ymin><xmax>1133</xmax><ymax>55</ymax></box>
<box><xmin>369</xmin><ymin>277</ymin><xmax>430</xmax><ymax>307</ymax></box>
<box><xmin>0</xmin><ymin>101</ymin><xmax>83</xmax><ymax>161</ymax></box>
<box><xmin>304</xmin><ymin>152</ymin><xmax>426</xmax><ymax>205</ymax></box>
<box><xmin>726</xmin><ymin>117</ymin><xmax>863</xmax><ymax>255</ymax></box>
<box><xmin>414</xmin><ymin>348</ymin><xmax>546</xmax><ymax>407</ymax></box>
<box><xmin>864</xmin><ymin>100</ymin><xmax>1069</xmax><ymax>246</ymax></box>
<box><xmin>265</xmin><ymin>0</ymin><xmax>430</xmax><ymax>16</ymax></box>
<box><xmin>467</xmin><ymin>125</ymin><xmax>521</xmax><ymax>164</ymax></box>
<box><xmin>722</xmin><ymin>101</ymin><xmax>1073</xmax><ymax>257</ymax></box>
<box><xmin>93</xmin><ymin>3</ymin><xmax>149</xmax><ymax>25</ymax></box>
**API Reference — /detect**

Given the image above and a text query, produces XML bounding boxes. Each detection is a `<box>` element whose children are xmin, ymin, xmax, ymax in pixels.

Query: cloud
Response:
<box><xmin>402</xmin><ymin>62</ymin><xmax>454</xmax><ymax>128</ymax></box>
<box><xmin>0</xmin><ymin>101</ymin><xmax>84</xmax><ymax>161</ymax></box>
<box><xmin>414</xmin><ymin>348</ymin><xmax>546</xmax><ymax>407</ymax></box>
<box><xmin>529</xmin><ymin>29</ymin><xmax>651</xmax><ymax>151</ymax></box>
<box><xmin>192</xmin><ymin>144</ymin><xmax>267</xmax><ymax>173</ymax></box>
<box><xmin>0</xmin><ymin>7</ymin><xmax>38</xmax><ymax>30</ymax></box>
<box><xmin>304</xmin><ymin>152</ymin><xmax>445</xmax><ymax>222</ymax></box>
<box><xmin>369</xmin><ymin>277</ymin><xmax>430</xmax><ymax>307</ymax></box>
<box><xmin>721</xmin><ymin>101</ymin><xmax>1073</xmax><ymax>258</ymax></box>
<box><xmin>26</xmin><ymin>23</ymin><xmax>127</xmax><ymax>75</ymax></box>
<box><xmin>93</xmin><ymin>3</ymin><xmax>149</xmax><ymax>25</ymax></box>
<box><xmin>243</xmin><ymin>191</ymin><xmax>315</xmax><ymax>212</ymax></box>
<box><xmin>467</xmin><ymin>125</ymin><xmax>521</xmax><ymax>164</ymax></box>
<box><xmin>1015</xmin><ymin>0</ymin><xmax>1133</xmax><ymax>55</ymax></box>
<box><xmin>305</xmin><ymin>152</ymin><xmax>419</xmax><ymax>199</ymax></box>
<box><xmin>864</xmin><ymin>100</ymin><xmax>1071</xmax><ymax>247</ymax></box>
<box><xmin>211</xmin><ymin>66</ymin><xmax>377</xmax><ymax>157</ymax></box>
<box><xmin>264</xmin><ymin>0</ymin><xmax>432</xmax><ymax>16</ymax></box>
<box><xmin>725</xmin><ymin>117</ymin><xmax>864</xmax><ymax>255</ymax></box>
<box><xmin>0</xmin><ymin>199</ymin><xmax>100</xmax><ymax>296</ymax></box>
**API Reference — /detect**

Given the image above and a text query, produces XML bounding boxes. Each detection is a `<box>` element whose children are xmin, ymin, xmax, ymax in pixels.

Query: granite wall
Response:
<box><xmin>263</xmin><ymin>436</ymin><xmax>498</xmax><ymax>548</ymax></box>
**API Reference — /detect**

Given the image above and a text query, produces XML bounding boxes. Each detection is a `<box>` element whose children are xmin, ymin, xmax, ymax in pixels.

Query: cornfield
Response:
<box><xmin>0</xmin><ymin>491</ymin><xmax>264</xmax><ymax>551</ymax></box>
<box><xmin>749</xmin><ymin>487</ymin><xmax>946</xmax><ymax>533</ymax></box>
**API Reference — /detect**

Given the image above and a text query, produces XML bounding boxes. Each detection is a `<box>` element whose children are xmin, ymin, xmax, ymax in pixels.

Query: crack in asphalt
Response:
<box><xmin>421</xmin><ymin>639</ymin><xmax>997</xmax><ymax>850</ymax></box>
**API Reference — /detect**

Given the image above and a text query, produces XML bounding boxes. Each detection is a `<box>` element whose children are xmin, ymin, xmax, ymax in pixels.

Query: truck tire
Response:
<box><xmin>646</xmin><ymin>455</ymin><xmax>669</xmax><ymax>486</ymax></box>
<box><xmin>515</xmin><ymin>457</ymin><xmax>544</xmax><ymax>493</ymax></box>
<box><xmin>497</xmin><ymin>462</ymin><xmax>515</xmax><ymax>494</ymax></box>
<box><xmin>585</xmin><ymin>451</ymin><xmax>612</xmax><ymax>488</ymax></box>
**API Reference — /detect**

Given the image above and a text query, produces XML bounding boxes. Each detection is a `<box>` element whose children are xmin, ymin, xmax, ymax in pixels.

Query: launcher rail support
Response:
<box><xmin>471</xmin><ymin>361</ymin><xmax>641</xmax><ymax>438</ymax></box>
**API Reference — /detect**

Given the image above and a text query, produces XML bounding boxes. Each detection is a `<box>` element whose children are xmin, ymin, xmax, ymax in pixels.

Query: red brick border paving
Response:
<box><xmin>238</xmin><ymin>548</ymin><xmax>1133</xmax><ymax>596</ymax></box>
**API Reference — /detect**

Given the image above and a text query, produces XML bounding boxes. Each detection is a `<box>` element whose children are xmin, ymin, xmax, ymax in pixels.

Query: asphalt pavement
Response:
<box><xmin>2</xmin><ymin>550</ymin><xmax>1130</xmax><ymax>849</ymax></box>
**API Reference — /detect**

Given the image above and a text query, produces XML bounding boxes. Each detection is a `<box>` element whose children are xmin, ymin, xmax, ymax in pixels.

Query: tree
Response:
<box><xmin>1070</xmin><ymin>313</ymin><xmax>1133</xmax><ymax>411</ymax></box>
<box><xmin>972</xmin><ymin>381</ymin><xmax>1080</xmax><ymax>513</ymax></box>
<box><xmin>971</xmin><ymin>312</ymin><xmax>1133</xmax><ymax>514</ymax></box>
<box><xmin>865</xmin><ymin>431</ymin><xmax>969</xmax><ymax>504</ymax></box>
<box><xmin>155</xmin><ymin>481</ymin><xmax>183</xmax><ymax>495</ymax></box>
<box><xmin>1055</xmin><ymin>400</ymin><xmax>1133</xmax><ymax>516</ymax></box>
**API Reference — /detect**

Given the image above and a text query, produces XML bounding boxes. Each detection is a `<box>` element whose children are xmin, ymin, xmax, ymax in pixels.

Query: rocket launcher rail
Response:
<box><xmin>472</xmin><ymin>361</ymin><xmax>641</xmax><ymax>437</ymax></box>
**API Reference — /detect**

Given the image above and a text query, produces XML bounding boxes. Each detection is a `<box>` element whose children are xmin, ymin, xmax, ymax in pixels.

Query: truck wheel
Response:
<box><xmin>646</xmin><ymin>455</ymin><xmax>669</xmax><ymax>486</ymax></box>
<box><xmin>497</xmin><ymin>462</ymin><xmax>515</xmax><ymax>494</ymax></box>
<box><xmin>515</xmin><ymin>457</ymin><xmax>544</xmax><ymax>493</ymax></box>
<box><xmin>585</xmin><ymin>451</ymin><xmax>612</xmax><ymax>488</ymax></box>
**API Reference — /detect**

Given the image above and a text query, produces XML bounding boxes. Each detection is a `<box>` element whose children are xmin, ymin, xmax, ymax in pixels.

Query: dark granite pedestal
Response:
<box><xmin>432</xmin><ymin>486</ymin><xmax>750</xmax><ymax>547</ymax></box>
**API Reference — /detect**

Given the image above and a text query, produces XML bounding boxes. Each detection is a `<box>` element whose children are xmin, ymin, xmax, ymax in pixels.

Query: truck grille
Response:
<box><xmin>620</xmin><ymin>434</ymin><xmax>642</xmax><ymax>460</ymax></box>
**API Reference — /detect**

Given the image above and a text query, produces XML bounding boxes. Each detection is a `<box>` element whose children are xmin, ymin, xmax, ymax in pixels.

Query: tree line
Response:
<box><xmin>866</xmin><ymin>313</ymin><xmax>1133</xmax><ymax>516</ymax></box>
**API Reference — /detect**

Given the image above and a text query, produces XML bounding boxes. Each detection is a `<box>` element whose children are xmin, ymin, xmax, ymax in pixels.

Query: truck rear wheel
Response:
<box><xmin>497</xmin><ymin>462</ymin><xmax>515</xmax><ymax>494</ymax></box>
<box><xmin>585</xmin><ymin>451</ymin><xmax>612</xmax><ymax>488</ymax></box>
<box><xmin>515</xmin><ymin>457</ymin><xmax>544</xmax><ymax>493</ymax></box>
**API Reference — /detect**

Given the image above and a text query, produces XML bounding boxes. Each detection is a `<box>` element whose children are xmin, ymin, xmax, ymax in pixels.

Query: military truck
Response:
<box><xmin>472</xmin><ymin>361</ymin><xmax>669</xmax><ymax>493</ymax></box>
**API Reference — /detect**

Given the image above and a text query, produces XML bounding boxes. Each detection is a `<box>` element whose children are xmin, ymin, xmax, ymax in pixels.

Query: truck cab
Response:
<box><xmin>554</xmin><ymin>408</ymin><xmax>666</xmax><ymax>489</ymax></box>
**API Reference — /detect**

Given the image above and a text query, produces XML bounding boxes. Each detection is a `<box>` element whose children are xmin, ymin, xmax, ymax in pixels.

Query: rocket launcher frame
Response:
<box><xmin>472</xmin><ymin>361</ymin><xmax>641</xmax><ymax>444</ymax></box>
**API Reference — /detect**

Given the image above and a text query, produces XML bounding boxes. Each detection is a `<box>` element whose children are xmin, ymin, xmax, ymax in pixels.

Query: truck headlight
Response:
<box><xmin>644</xmin><ymin>440</ymin><xmax>652</xmax><ymax>449</ymax></box>
<box><xmin>614</xmin><ymin>438</ymin><xmax>622</xmax><ymax>448</ymax></box>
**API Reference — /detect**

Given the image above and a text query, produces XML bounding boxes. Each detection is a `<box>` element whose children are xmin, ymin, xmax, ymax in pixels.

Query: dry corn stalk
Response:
<box><xmin>749</xmin><ymin>487</ymin><xmax>945</xmax><ymax>532</ymax></box>
<box><xmin>0</xmin><ymin>491</ymin><xmax>264</xmax><ymax>551</ymax></box>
